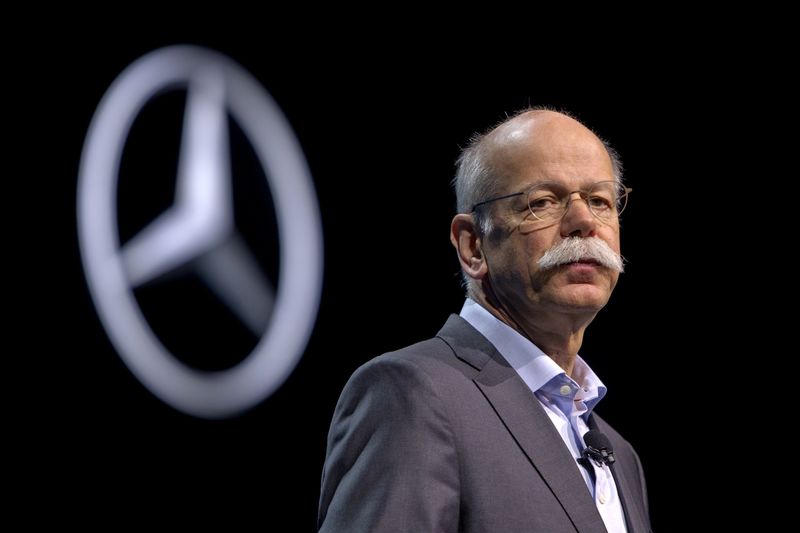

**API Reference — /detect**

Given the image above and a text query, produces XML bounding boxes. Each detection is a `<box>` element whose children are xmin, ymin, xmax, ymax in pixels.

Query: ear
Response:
<box><xmin>450</xmin><ymin>213</ymin><xmax>489</xmax><ymax>281</ymax></box>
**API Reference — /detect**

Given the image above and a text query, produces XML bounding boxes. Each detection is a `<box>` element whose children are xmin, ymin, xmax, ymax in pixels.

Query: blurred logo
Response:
<box><xmin>78</xmin><ymin>46</ymin><xmax>323</xmax><ymax>418</ymax></box>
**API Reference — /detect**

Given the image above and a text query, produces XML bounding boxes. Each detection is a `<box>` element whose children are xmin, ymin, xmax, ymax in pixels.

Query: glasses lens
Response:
<box><xmin>608</xmin><ymin>182</ymin><xmax>629</xmax><ymax>216</ymax></box>
<box><xmin>526</xmin><ymin>181</ymin><xmax>629</xmax><ymax>223</ymax></box>
<box><xmin>527</xmin><ymin>186</ymin><xmax>566</xmax><ymax>221</ymax></box>
<box><xmin>585</xmin><ymin>181</ymin><xmax>619</xmax><ymax>219</ymax></box>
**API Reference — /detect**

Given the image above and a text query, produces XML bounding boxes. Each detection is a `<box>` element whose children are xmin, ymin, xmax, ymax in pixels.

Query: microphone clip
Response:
<box><xmin>581</xmin><ymin>445</ymin><xmax>616</xmax><ymax>468</ymax></box>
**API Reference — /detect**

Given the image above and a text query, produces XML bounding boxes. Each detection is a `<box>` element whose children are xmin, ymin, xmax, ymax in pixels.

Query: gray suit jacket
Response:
<box><xmin>319</xmin><ymin>315</ymin><xmax>651</xmax><ymax>532</ymax></box>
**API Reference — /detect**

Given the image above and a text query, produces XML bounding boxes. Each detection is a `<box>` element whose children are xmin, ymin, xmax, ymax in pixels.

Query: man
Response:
<box><xmin>318</xmin><ymin>109</ymin><xmax>651</xmax><ymax>532</ymax></box>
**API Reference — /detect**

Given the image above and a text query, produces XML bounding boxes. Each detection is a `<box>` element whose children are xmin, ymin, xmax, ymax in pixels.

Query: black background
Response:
<box><xmin>19</xmin><ymin>25</ymin><xmax>747</xmax><ymax>530</ymax></box>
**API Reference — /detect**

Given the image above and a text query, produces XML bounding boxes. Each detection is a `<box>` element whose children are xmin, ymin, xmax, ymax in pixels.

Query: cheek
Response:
<box><xmin>526</xmin><ymin>233</ymin><xmax>559</xmax><ymax>264</ymax></box>
<box><xmin>600</xmin><ymin>227</ymin><xmax>621</xmax><ymax>252</ymax></box>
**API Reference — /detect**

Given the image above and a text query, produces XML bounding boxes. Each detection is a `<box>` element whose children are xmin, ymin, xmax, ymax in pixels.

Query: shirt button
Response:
<box><xmin>559</xmin><ymin>384</ymin><xmax>571</xmax><ymax>395</ymax></box>
<box><xmin>598</xmin><ymin>493</ymin><xmax>607</xmax><ymax>504</ymax></box>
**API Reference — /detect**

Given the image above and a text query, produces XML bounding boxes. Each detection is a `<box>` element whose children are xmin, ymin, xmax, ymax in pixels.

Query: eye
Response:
<box><xmin>588</xmin><ymin>194</ymin><xmax>614</xmax><ymax>211</ymax></box>
<box><xmin>528</xmin><ymin>194</ymin><xmax>560</xmax><ymax>211</ymax></box>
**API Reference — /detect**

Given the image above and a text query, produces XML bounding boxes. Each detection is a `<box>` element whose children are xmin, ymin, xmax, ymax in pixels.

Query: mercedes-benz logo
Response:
<box><xmin>78</xmin><ymin>46</ymin><xmax>323</xmax><ymax>418</ymax></box>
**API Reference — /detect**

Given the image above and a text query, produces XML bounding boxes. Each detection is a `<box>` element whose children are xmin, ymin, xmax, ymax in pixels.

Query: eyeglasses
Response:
<box><xmin>471</xmin><ymin>180</ymin><xmax>632</xmax><ymax>224</ymax></box>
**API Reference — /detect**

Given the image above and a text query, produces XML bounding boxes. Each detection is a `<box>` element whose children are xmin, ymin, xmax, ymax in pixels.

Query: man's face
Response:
<box><xmin>481</xmin><ymin>115</ymin><xmax>622</xmax><ymax>319</ymax></box>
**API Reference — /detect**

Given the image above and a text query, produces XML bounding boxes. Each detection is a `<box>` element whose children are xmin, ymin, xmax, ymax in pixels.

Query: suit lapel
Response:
<box><xmin>438</xmin><ymin>316</ymin><xmax>608</xmax><ymax>533</ymax></box>
<box><xmin>608</xmin><ymin>464</ymin><xmax>647</xmax><ymax>533</ymax></box>
<box><xmin>590</xmin><ymin>416</ymin><xmax>650</xmax><ymax>533</ymax></box>
<box><xmin>474</xmin><ymin>352</ymin><xmax>609</xmax><ymax>533</ymax></box>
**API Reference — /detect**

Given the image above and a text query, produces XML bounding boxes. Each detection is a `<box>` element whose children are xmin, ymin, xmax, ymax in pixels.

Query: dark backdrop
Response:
<box><xmin>22</xmin><ymin>26</ymin><xmax>737</xmax><ymax>530</ymax></box>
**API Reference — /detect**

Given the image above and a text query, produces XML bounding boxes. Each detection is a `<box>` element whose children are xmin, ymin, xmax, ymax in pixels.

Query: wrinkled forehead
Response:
<box><xmin>522</xmin><ymin>180</ymin><xmax>620</xmax><ymax>194</ymax></box>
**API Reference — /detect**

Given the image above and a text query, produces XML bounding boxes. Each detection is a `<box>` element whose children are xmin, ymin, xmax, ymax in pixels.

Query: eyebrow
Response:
<box><xmin>524</xmin><ymin>179</ymin><xmax>612</xmax><ymax>191</ymax></box>
<box><xmin>519</xmin><ymin>180</ymin><xmax>563</xmax><ymax>192</ymax></box>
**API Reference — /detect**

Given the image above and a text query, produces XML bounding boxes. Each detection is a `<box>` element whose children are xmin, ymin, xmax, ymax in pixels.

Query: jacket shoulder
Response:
<box><xmin>354</xmin><ymin>333</ymin><xmax>479</xmax><ymax>387</ymax></box>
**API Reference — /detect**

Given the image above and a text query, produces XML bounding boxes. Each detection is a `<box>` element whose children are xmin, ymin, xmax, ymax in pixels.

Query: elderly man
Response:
<box><xmin>318</xmin><ymin>109</ymin><xmax>651</xmax><ymax>532</ymax></box>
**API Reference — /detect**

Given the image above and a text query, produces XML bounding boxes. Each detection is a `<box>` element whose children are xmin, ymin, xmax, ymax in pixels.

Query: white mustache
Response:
<box><xmin>537</xmin><ymin>236</ymin><xmax>624</xmax><ymax>272</ymax></box>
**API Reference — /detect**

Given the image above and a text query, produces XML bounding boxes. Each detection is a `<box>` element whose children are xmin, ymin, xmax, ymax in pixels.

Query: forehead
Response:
<box><xmin>522</xmin><ymin>179</ymin><xmax>616</xmax><ymax>192</ymax></box>
<box><xmin>489</xmin><ymin>118</ymin><xmax>614</xmax><ymax>190</ymax></box>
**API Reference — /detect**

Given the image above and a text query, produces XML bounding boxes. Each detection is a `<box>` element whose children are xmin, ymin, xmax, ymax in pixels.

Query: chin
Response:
<box><xmin>549</xmin><ymin>285</ymin><xmax>611</xmax><ymax>312</ymax></box>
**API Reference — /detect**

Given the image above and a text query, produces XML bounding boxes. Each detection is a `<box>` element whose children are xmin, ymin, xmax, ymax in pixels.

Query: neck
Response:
<box><xmin>473</xmin><ymin>292</ymin><xmax>594</xmax><ymax>377</ymax></box>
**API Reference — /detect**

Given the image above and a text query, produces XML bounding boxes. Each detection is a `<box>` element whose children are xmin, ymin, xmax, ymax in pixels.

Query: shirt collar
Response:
<box><xmin>459</xmin><ymin>298</ymin><xmax>607</xmax><ymax>415</ymax></box>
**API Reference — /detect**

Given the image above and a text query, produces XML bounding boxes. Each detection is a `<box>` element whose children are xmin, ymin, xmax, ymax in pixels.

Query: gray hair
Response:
<box><xmin>451</xmin><ymin>108</ymin><xmax>624</xmax><ymax>295</ymax></box>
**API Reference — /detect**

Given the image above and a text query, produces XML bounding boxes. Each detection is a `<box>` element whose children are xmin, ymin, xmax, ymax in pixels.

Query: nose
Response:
<box><xmin>560</xmin><ymin>192</ymin><xmax>597</xmax><ymax>238</ymax></box>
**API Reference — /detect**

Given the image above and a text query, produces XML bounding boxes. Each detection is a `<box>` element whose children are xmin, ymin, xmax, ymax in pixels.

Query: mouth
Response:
<box><xmin>564</xmin><ymin>258</ymin><xmax>602</xmax><ymax>267</ymax></box>
<box><xmin>559</xmin><ymin>259</ymin><xmax>605</xmax><ymax>276</ymax></box>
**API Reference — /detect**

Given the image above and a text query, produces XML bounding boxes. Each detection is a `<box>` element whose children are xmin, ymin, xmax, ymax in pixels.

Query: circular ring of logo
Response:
<box><xmin>78</xmin><ymin>46</ymin><xmax>323</xmax><ymax>418</ymax></box>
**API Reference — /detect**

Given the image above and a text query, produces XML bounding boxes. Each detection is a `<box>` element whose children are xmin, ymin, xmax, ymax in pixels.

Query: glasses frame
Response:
<box><xmin>471</xmin><ymin>180</ymin><xmax>632</xmax><ymax>223</ymax></box>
